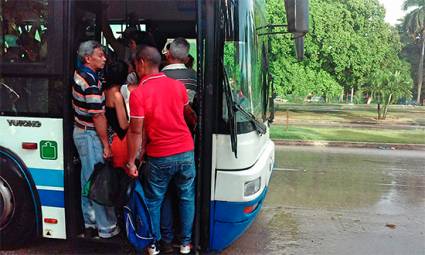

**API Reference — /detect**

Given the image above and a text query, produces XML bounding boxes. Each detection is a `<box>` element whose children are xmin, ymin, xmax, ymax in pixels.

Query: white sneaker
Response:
<box><xmin>180</xmin><ymin>244</ymin><xmax>191</xmax><ymax>254</ymax></box>
<box><xmin>147</xmin><ymin>244</ymin><xmax>160</xmax><ymax>255</ymax></box>
<box><xmin>98</xmin><ymin>226</ymin><xmax>120</xmax><ymax>239</ymax></box>
<box><xmin>109</xmin><ymin>225</ymin><xmax>121</xmax><ymax>237</ymax></box>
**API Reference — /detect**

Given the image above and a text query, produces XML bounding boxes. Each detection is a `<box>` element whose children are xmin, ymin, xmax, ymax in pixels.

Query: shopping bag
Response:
<box><xmin>88</xmin><ymin>161</ymin><xmax>132</xmax><ymax>207</ymax></box>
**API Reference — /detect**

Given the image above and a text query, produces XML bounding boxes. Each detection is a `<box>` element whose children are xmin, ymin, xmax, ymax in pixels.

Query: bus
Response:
<box><xmin>0</xmin><ymin>0</ymin><xmax>307</xmax><ymax>252</ymax></box>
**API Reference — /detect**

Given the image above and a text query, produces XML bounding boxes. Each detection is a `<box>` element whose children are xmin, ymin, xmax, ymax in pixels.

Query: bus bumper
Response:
<box><xmin>209</xmin><ymin>187</ymin><xmax>268</xmax><ymax>251</ymax></box>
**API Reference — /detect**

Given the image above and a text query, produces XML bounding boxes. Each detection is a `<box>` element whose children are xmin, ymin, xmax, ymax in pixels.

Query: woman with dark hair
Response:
<box><xmin>104</xmin><ymin>60</ymin><xmax>129</xmax><ymax>168</ymax></box>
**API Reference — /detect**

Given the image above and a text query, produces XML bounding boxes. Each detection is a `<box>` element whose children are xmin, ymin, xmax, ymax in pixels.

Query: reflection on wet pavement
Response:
<box><xmin>223</xmin><ymin>146</ymin><xmax>425</xmax><ymax>255</ymax></box>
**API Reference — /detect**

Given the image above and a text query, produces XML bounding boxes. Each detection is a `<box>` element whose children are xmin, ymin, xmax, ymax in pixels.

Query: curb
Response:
<box><xmin>272</xmin><ymin>139</ymin><xmax>425</xmax><ymax>151</ymax></box>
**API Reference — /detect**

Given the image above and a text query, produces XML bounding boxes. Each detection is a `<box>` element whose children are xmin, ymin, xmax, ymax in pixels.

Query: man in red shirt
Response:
<box><xmin>126</xmin><ymin>46</ymin><xmax>195</xmax><ymax>255</ymax></box>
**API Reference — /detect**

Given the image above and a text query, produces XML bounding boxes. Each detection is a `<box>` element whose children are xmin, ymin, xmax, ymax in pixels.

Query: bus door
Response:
<box><xmin>68</xmin><ymin>0</ymin><xmax>201</xmax><ymax>240</ymax></box>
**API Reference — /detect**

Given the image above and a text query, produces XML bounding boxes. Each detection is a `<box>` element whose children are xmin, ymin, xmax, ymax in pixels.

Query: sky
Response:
<box><xmin>378</xmin><ymin>0</ymin><xmax>407</xmax><ymax>26</ymax></box>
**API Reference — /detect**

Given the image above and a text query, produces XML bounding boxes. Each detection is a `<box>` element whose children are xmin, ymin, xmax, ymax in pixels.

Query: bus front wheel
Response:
<box><xmin>0</xmin><ymin>160</ymin><xmax>38</xmax><ymax>249</ymax></box>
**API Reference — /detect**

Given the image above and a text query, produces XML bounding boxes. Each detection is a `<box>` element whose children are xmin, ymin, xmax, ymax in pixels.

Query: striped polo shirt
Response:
<box><xmin>72</xmin><ymin>65</ymin><xmax>105</xmax><ymax>128</ymax></box>
<box><xmin>162</xmin><ymin>63</ymin><xmax>197</xmax><ymax>103</ymax></box>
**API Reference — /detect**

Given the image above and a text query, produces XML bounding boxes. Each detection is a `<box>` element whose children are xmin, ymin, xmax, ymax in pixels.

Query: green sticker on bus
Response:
<box><xmin>40</xmin><ymin>140</ymin><xmax>58</xmax><ymax>160</ymax></box>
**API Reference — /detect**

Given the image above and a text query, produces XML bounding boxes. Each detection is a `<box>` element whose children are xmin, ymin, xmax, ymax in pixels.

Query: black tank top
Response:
<box><xmin>105</xmin><ymin>106</ymin><xmax>127</xmax><ymax>140</ymax></box>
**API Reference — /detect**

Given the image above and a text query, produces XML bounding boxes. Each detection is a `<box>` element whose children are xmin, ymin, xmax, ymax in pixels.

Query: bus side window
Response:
<box><xmin>0</xmin><ymin>0</ymin><xmax>48</xmax><ymax>63</ymax></box>
<box><xmin>0</xmin><ymin>77</ymin><xmax>63</xmax><ymax>117</ymax></box>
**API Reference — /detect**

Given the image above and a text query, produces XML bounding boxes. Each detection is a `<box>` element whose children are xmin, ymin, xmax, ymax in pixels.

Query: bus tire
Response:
<box><xmin>0</xmin><ymin>159</ymin><xmax>37</xmax><ymax>250</ymax></box>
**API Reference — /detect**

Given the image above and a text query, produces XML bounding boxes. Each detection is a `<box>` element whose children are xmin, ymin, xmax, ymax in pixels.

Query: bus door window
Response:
<box><xmin>75</xmin><ymin>10</ymin><xmax>97</xmax><ymax>43</ymax></box>
<box><xmin>0</xmin><ymin>0</ymin><xmax>48</xmax><ymax>63</ymax></box>
<box><xmin>162</xmin><ymin>38</ymin><xmax>197</xmax><ymax>70</ymax></box>
<box><xmin>100</xmin><ymin>10</ymin><xmax>158</xmax><ymax>69</ymax></box>
<box><xmin>73</xmin><ymin>6</ymin><xmax>98</xmax><ymax>70</ymax></box>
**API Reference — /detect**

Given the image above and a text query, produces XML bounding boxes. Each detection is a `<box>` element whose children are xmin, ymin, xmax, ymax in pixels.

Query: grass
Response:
<box><xmin>274</xmin><ymin>103</ymin><xmax>425</xmax><ymax>126</ymax></box>
<box><xmin>275</xmin><ymin>103</ymin><xmax>425</xmax><ymax>112</ymax></box>
<box><xmin>270</xmin><ymin>104</ymin><xmax>425</xmax><ymax>144</ymax></box>
<box><xmin>270</xmin><ymin>125</ymin><xmax>425</xmax><ymax>144</ymax></box>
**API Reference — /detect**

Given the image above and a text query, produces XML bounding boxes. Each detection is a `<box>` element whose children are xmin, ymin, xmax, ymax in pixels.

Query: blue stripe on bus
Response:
<box><xmin>210</xmin><ymin>187</ymin><xmax>268</xmax><ymax>251</ymax></box>
<box><xmin>28</xmin><ymin>168</ymin><xmax>64</xmax><ymax>188</ymax></box>
<box><xmin>37</xmin><ymin>189</ymin><xmax>65</xmax><ymax>208</ymax></box>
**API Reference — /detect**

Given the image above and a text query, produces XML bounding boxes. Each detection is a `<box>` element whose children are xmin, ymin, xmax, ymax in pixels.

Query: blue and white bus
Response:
<box><xmin>0</xmin><ymin>0</ymin><xmax>307</xmax><ymax>252</ymax></box>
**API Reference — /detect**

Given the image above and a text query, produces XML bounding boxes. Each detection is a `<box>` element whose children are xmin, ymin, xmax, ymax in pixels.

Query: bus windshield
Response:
<box><xmin>222</xmin><ymin>0</ymin><xmax>267</xmax><ymax>129</ymax></box>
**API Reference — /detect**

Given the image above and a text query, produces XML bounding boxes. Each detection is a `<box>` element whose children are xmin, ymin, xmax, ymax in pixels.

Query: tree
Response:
<box><xmin>367</xmin><ymin>64</ymin><xmax>413</xmax><ymax>120</ymax></box>
<box><xmin>266</xmin><ymin>0</ymin><xmax>409</xmax><ymax>103</ymax></box>
<box><xmin>381</xmin><ymin>71</ymin><xmax>412</xmax><ymax>118</ymax></box>
<box><xmin>402</xmin><ymin>0</ymin><xmax>425</xmax><ymax>105</ymax></box>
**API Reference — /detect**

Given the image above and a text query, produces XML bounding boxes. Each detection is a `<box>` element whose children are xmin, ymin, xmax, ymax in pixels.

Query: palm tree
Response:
<box><xmin>368</xmin><ymin>70</ymin><xmax>412</xmax><ymax>119</ymax></box>
<box><xmin>402</xmin><ymin>0</ymin><xmax>425</xmax><ymax>105</ymax></box>
<box><xmin>382</xmin><ymin>71</ymin><xmax>412</xmax><ymax>119</ymax></box>
<box><xmin>368</xmin><ymin>70</ymin><xmax>388</xmax><ymax>120</ymax></box>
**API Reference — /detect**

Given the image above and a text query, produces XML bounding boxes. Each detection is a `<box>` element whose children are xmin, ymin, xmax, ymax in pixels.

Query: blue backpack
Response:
<box><xmin>123</xmin><ymin>179</ymin><xmax>154</xmax><ymax>251</ymax></box>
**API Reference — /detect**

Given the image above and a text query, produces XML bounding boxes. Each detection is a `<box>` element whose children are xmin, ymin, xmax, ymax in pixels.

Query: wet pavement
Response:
<box><xmin>2</xmin><ymin>146</ymin><xmax>424</xmax><ymax>254</ymax></box>
<box><xmin>223</xmin><ymin>146</ymin><xmax>425</xmax><ymax>255</ymax></box>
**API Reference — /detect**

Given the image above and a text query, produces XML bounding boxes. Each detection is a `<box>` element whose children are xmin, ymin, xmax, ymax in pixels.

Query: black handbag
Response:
<box><xmin>87</xmin><ymin>161</ymin><xmax>133</xmax><ymax>207</ymax></box>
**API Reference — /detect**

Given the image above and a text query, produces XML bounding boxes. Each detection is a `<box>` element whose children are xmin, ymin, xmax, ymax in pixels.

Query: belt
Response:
<box><xmin>74</xmin><ymin>122</ymin><xmax>96</xmax><ymax>130</ymax></box>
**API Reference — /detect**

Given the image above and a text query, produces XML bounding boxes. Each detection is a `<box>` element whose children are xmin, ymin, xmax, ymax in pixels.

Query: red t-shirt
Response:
<box><xmin>129</xmin><ymin>73</ymin><xmax>194</xmax><ymax>157</ymax></box>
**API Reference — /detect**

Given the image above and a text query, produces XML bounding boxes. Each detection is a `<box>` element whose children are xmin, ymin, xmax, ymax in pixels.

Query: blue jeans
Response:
<box><xmin>73</xmin><ymin>127</ymin><xmax>117</xmax><ymax>238</ymax></box>
<box><xmin>160</xmin><ymin>186</ymin><xmax>176</xmax><ymax>244</ymax></box>
<box><xmin>143</xmin><ymin>151</ymin><xmax>195</xmax><ymax>245</ymax></box>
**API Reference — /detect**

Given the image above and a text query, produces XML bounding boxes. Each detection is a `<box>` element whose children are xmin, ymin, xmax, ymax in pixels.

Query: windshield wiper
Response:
<box><xmin>222</xmin><ymin>62</ymin><xmax>238</xmax><ymax>158</ymax></box>
<box><xmin>222</xmin><ymin>63</ymin><xmax>268</xmax><ymax>158</ymax></box>
<box><xmin>233</xmin><ymin>103</ymin><xmax>267</xmax><ymax>135</ymax></box>
<box><xmin>222</xmin><ymin>65</ymin><xmax>267</xmax><ymax>136</ymax></box>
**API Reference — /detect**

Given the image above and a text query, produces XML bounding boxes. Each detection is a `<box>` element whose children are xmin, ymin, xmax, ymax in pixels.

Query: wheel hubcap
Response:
<box><xmin>0</xmin><ymin>176</ymin><xmax>14</xmax><ymax>230</ymax></box>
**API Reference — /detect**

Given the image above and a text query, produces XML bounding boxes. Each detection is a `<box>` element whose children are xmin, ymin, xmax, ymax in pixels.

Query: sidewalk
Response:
<box><xmin>272</xmin><ymin>139</ymin><xmax>425</xmax><ymax>151</ymax></box>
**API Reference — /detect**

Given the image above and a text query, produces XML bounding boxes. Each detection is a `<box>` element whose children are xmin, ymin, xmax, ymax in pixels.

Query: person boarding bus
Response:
<box><xmin>72</xmin><ymin>40</ymin><xmax>119</xmax><ymax>239</ymax></box>
<box><xmin>126</xmin><ymin>46</ymin><xmax>196</xmax><ymax>254</ymax></box>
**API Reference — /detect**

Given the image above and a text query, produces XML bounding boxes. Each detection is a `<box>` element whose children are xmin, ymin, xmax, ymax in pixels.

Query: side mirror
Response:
<box><xmin>284</xmin><ymin>0</ymin><xmax>309</xmax><ymax>34</ymax></box>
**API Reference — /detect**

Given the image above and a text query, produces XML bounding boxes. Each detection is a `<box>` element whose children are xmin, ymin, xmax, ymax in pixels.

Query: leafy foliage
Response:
<box><xmin>401</xmin><ymin>0</ymin><xmax>424</xmax><ymax>104</ymax></box>
<box><xmin>266</xmin><ymin>0</ymin><xmax>413</xmax><ymax>108</ymax></box>
<box><xmin>367</xmin><ymin>64</ymin><xmax>413</xmax><ymax>119</ymax></box>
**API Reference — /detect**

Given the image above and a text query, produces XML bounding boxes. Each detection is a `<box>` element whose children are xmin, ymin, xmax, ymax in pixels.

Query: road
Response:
<box><xmin>223</xmin><ymin>146</ymin><xmax>425</xmax><ymax>255</ymax></box>
<box><xmin>2</xmin><ymin>146</ymin><xmax>424</xmax><ymax>254</ymax></box>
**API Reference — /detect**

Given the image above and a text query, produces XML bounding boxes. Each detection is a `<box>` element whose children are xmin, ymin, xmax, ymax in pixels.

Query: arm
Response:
<box><xmin>92</xmin><ymin>113</ymin><xmax>111</xmax><ymax>159</ymax></box>
<box><xmin>113</xmin><ymin>91</ymin><xmax>129</xmax><ymax>130</ymax></box>
<box><xmin>83</xmin><ymin>74</ymin><xmax>111</xmax><ymax>159</ymax></box>
<box><xmin>127</xmin><ymin>117</ymin><xmax>144</xmax><ymax>177</ymax></box>
<box><xmin>184</xmin><ymin>104</ymin><xmax>197</xmax><ymax>133</ymax></box>
<box><xmin>100</xmin><ymin>4</ymin><xmax>124</xmax><ymax>57</ymax></box>
<box><xmin>179</xmin><ymin>81</ymin><xmax>197</xmax><ymax>132</ymax></box>
<box><xmin>141</xmin><ymin>126</ymin><xmax>147</xmax><ymax>159</ymax></box>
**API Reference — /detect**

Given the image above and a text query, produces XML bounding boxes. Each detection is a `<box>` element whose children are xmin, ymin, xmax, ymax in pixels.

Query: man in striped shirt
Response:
<box><xmin>72</xmin><ymin>40</ymin><xmax>119</xmax><ymax>239</ymax></box>
<box><xmin>162</xmin><ymin>38</ymin><xmax>197</xmax><ymax>105</ymax></box>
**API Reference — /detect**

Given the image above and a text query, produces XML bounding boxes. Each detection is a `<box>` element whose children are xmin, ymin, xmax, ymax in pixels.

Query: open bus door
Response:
<box><xmin>66</xmin><ymin>0</ymin><xmax>205</xmax><ymax>248</ymax></box>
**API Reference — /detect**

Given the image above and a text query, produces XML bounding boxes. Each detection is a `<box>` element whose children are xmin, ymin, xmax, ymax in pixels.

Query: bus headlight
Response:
<box><xmin>244</xmin><ymin>177</ymin><xmax>261</xmax><ymax>196</ymax></box>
